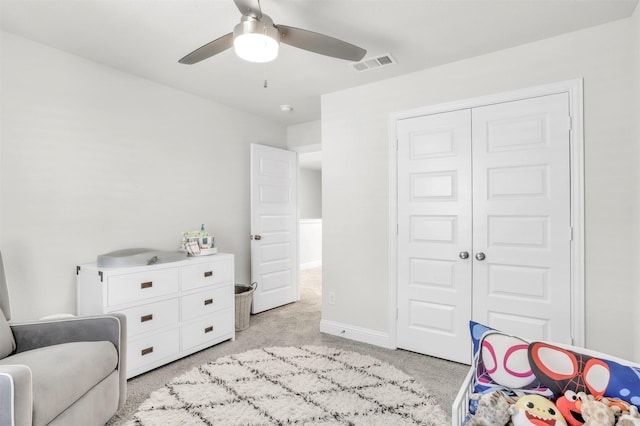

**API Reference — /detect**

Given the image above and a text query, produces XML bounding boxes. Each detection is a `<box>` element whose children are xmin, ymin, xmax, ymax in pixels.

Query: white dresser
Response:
<box><xmin>77</xmin><ymin>253</ymin><xmax>235</xmax><ymax>378</ymax></box>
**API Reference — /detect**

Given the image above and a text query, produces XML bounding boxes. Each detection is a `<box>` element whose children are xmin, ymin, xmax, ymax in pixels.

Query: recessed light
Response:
<box><xmin>280</xmin><ymin>104</ymin><xmax>294</xmax><ymax>113</ymax></box>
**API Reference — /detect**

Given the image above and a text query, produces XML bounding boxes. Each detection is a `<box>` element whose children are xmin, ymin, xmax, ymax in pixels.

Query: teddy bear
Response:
<box><xmin>466</xmin><ymin>391</ymin><xmax>513</xmax><ymax>426</ymax></box>
<box><xmin>581</xmin><ymin>395</ymin><xmax>616</xmax><ymax>426</ymax></box>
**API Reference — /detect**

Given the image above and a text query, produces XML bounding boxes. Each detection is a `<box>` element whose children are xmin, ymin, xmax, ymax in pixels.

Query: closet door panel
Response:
<box><xmin>396</xmin><ymin>109</ymin><xmax>473</xmax><ymax>364</ymax></box>
<box><xmin>471</xmin><ymin>93</ymin><xmax>572</xmax><ymax>343</ymax></box>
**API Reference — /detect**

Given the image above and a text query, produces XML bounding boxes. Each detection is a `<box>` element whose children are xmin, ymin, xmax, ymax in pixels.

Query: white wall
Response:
<box><xmin>300</xmin><ymin>219</ymin><xmax>322</xmax><ymax>270</ymax></box>
<box><xmin>287</xmin><ymin>121</ymin><xmax>321</xmax><ymax>149</ymax></box>
<box><xmin>322</xmin><ymin>16</ymin><xmax>639</xmax><ymax>360</ymax></box>
<box><xmin>633</xmin><ymin>4</ymin><xmax>640</xmax><ymax>360</ymax></box>
<box><xmin>299</xmin><ymin>168</ymin><xmax>322</xmax><ymax>219</ymax></box>
<box><xmin>0</xmin><ymin>31</ymin><xmax>287</xmax><ymax>320</ymax></box>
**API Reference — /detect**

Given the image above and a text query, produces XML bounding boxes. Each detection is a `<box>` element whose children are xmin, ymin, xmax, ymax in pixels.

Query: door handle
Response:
<box><xmin>252</xmin><ymin>234</ymin><xmax>262</xmax><ymax>241</ymax></box>
<box><xmin>459</xmin><ymin>251</ymin><xmax>469</xmax><ymax>260</ymax></box>
<box><xmin>475</xmin><ymin>252</ymin><xmax>486</xmax><ymax>261</ymax></box>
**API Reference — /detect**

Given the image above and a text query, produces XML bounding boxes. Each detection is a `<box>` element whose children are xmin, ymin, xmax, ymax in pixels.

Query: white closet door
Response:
<box><xmin>471</xmin><ymin>93</ymin><xmax>572</xmax><ymax>343</ymax></box>
<box><xmin>396</xmin><ymin>109</ymin><xmax>473</xmax><ymax>364</ymax></box>
<box><xmin>396</xmin><ymin>92</ymin><xmax>573</xmax><ymax>364</ymax></box>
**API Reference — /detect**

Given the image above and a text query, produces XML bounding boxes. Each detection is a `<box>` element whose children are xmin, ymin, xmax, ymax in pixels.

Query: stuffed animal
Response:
<box><xmin>509</xmin><ymin>394</ymin><xmax>567</xmax><ymax>426</ymax></box>
<box><xmin>556</xmin><ymin>390</ymin><xmax>587</xmax><ymax>426</ymax></box>
<box><xmin>616</xmin><ymin>405</ymin><xmax>640</xmax><ymax>426</ymax></box>
<box><xmin>597</xmin><ymin>396</ymin><xmax>637</xmax><ymax>418</ymax></box>
<box><xmin>466</xmin><ymin>391</ymin><xmax>513</xmax><ymax>426</ymax></box>
<box><xmin>581</xmin><ymin>395</ymin><xmax>616</xmax><ymax>426</ymax></box>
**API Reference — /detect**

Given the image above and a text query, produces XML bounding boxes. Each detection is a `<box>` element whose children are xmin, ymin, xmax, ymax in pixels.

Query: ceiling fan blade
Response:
<box><xmin>233</xmin><ymin>0</ymin><xmax>262</xmax><ymax>18</ymax></box>
<box><xmin>277</xmin><ymin>25</ymin><xmax>366</xmax><ymax>61</ymax></box>
<box><xmin>179</xmin><ymin>32</ymin><xmax>234</xmax><ymax>64</ymax></box>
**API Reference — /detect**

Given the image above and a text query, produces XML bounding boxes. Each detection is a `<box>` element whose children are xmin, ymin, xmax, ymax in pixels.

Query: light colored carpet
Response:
<box><xmin>125</xmin><ymin>345</ymin><xmax>449</xmax><ymax>425</ymax></box>
<box><xmin>108</xmin><ymin>268</ymin><xmax>469</xmax><ymax>425</ymax></box>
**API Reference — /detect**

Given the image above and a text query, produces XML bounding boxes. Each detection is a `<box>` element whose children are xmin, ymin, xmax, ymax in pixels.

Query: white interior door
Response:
<box><xmin>250</xmin><ymin>144</ymin><xmax>298</xmax><ymax>314</ymax></box>
<box><xmin>471</xmin><ymin>93</ymin><xmax>572</xmax><ymax>343</ymax></box>
<box><xmin>396</xmin><ymin>109</ymin><xmax>473</xmax><ymax>364</ymax></box>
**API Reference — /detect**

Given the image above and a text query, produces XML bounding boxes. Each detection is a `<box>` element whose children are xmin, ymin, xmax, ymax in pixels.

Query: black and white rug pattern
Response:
<box><xmin>126</xmin><ymin>345</ymin><xmax>449</xmax><ymax>425</ymax></box>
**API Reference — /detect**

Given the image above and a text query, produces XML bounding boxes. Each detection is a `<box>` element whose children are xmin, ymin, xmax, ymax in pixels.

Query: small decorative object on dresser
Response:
<box><xmin>77</xmin><ymin>253</ymin><xmax>235</xmax><ymax>378</ymax></box>
<box><xmin>181</xmin><ymin>224</ymin><xmax>217</xmax><ymax>256</ymax></box>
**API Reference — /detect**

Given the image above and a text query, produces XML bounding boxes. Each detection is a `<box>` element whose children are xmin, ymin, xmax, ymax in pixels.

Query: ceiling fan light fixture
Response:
<box><xmin>233</xmin><ymin>15</ymin><xmax>280</xmax><ymax>63</ymax></box>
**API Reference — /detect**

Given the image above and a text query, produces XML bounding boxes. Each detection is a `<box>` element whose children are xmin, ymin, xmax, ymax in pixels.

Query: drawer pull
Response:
<box><xmin>204</xmin><ymin>299</ymin><xmax>213</xmax><ymax>306</ymax></box>
<box><xmin>140</xmin><ymin>281</ymin><xmax>153</xmax><ymax>289</ymax></box>
<box><xmin>141</xmin><ymin>346</ymin><xmax>154</xmax><ymax>356</ymax></box>
<box><xmin>140</xmin><ymin>314</ymin><xmax>153</xmax><ymax>323</ymax></box>
<box><xmin>204</xmin><ymin>271</ymin><xmax>213</xmax><ymax>278</ymax></box>
<box><xmin>204</xmin><ymin>326</ymin><xmax>214</xmax><ymax>333</ymax></box>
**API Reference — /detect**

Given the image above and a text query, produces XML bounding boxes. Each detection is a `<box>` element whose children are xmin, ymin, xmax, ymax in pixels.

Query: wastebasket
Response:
<box><xmin>235</xmin><ymin>283</ymin><xmax>256</xmax><ymax>331</ymax></box>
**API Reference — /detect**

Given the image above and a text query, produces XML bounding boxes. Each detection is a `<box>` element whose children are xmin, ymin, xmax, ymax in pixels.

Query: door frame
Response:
<box><xmin>388</xmin><ymin>79</ymin><xmax>585</xmax><ymax>350</ymax></box>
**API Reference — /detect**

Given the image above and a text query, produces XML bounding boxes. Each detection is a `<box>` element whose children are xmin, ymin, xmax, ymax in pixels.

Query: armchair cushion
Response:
<box><xmin>0</xmin><ymin>340</ymin><xmax>118</xmax><ymax>425</ymax></box>
<box><xmin>0</xmin><ymin>307</ymin><xmax>15</xmax><ymax>359</ymax></box>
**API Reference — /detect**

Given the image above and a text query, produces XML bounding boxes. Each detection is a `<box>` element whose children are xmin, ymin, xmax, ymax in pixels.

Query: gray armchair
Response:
<box><xmin>0</xmin><ymin>252</ymin><xmax>126</xmax><ymax>425</ymax></box>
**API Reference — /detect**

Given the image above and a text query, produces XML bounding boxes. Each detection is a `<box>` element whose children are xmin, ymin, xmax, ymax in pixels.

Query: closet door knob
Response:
<box><xmin>459</xmin><ymin>251</ymin><xmax>469</xmax><ymax>260</ymax></box>
<box><xmin>475</xmin><ymin>252</ymin><xmax>486</xmax><ymax>261</ymax></box>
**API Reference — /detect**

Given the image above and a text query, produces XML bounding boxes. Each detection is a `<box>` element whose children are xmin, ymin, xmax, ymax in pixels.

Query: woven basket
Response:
<box><xmin>234</xmin><ymin>283</ymin><xmax>256</xmax><ymax>331</ymax></box>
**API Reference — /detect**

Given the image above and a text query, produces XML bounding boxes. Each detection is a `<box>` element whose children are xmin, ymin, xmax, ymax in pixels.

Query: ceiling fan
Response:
<box><xmin>179</xmin><ymin>0</ymin><xmax>367</xmax><ymax>65</ymax></box>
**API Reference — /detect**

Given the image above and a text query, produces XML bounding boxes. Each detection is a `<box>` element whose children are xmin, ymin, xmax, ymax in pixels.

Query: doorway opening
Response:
<box><xmin>298</xmin><ymin>148</ymin><xmax>322</xmax><ymax>302</ymax></box>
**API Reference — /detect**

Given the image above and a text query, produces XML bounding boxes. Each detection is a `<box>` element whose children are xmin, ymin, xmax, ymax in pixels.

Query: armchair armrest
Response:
<box><xmin>0</xmin><ymin>364</ymin><xmax>33</xmax><ymax>426</ymax></box>
<box><xmin>11</xmin><ymin>315</ymin><xmax>124</xmax><ymax>353</ymax></box>
<box><xmin>10</xmin><ymin>314</ymin><xmax>127</xmax><ymax>409</ymax></box>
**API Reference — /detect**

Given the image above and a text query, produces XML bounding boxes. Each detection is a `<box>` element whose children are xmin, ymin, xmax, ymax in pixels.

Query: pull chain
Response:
<box><xmin>263</xmin><ymin>23</ymin><xmax>269</xmax><ymax>88</ymax></box>
<box><xmin>263</xmin><ymin>61</ymin><xmax>268</xmax><ymax>88</ymax></box>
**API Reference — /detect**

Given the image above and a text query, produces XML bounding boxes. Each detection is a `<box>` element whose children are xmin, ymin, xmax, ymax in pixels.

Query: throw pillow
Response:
<box><xmin>604</xmin><ymin>358</ymin><xmax>640</xmax><ymax>406</ymax></box>
<box><xmin>481</xmin><ymin>331</ymin><xmax>537</xmax><ymax>389</ymax></box>
<box><xmin>528</xmin><ymin>341</ymin><xmax>610</xmax><ymax>398</ymax></box>
<box><xmin>529</xmin><ymin>341</ymin><xmax>640</xmax><ymax>406</ymax></box>
<box><xmin>469</xmin><ymin>321</ymin><xmax>551</xmax><ymax>396</ymax></box>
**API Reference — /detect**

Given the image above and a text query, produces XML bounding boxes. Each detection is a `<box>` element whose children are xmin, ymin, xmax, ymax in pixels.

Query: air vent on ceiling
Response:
<box><xmin>351</xmin><ymin>53</ymin><xmax>397</xmax><ymax>72</ymax></box>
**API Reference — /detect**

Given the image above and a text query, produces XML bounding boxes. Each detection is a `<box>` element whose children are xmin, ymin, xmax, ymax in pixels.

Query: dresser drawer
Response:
<box><xmin>181</xmin><ymin>259</ymin><xmax>232</xmax><ymax>291</ymax></box>
<box><xmin>128</xmin><ymin>327</ymin><xmax>180</xmax><ymax>374</ymax></box>
<box><xmin>181</xmin><ymin>286</ymin><xmax>233</xmax><ymax>322</ymax></box>
<box><xmin>108</xmin><ymin>268</ymin><xmax>179</xmax><ymax>306</ymax></box>
<box><xmin>117</xmin><ymin>298</ymin><xmax>179</xmax><ymax>337</ymax></box>
<box><xmin>181</xmin><ymin>309</ymin><xmax>233</xmax><ymax>351</ymax></box>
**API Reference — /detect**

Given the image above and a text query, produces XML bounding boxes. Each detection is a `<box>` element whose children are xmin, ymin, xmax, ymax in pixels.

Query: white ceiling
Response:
<box><xmin>1</xmin><ymin>0</ymin><xmax>637</xmax><ymax>126</ymax></box>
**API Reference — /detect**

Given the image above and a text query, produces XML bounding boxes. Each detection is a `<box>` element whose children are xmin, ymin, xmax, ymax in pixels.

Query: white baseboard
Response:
<box><xmin>300</xmin><ymin>260</ymin><xmax>322</xmax><ymax>270</ymax></box>
<box><xmin>320</xmin><ymin>319</ymin><xmax>393</xmax><ymax>349</ymax></box>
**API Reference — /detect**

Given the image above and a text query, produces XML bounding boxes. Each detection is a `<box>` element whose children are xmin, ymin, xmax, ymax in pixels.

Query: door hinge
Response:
<box><xmin>569</xmin><ymin>226</ymin><xmax>574</xmax><ymax>241</ymax></box>
<box><xmin>396</xmin><ymin>138</ymin><xmax>399</xmax><ymax>151</ymax></box>
<box><xmin>397</xmin><ymin>223</ymin><xmax>399</xmax><ymax>235</ymax></box>
<box><xmin>567</xmin><ymin>116</ymin><xmax>572</xmax><ymax>131</ymax></box>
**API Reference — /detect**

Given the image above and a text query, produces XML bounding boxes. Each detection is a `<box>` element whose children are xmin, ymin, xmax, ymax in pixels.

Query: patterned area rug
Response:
<box><xmin>126</xmin><ymin>345</ymin><xmax>449</xmax><ymax>425</ymax></box>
